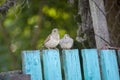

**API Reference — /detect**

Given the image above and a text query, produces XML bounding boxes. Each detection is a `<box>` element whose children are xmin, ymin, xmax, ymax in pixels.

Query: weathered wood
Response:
<box><xmin>42</xmin><ymin>49</ymin><xmax>62</xmax><ymax>80</ymax></box>
<box><xmin>22</xmin><ymin>50</ymin><xmax>42</xmax><ymax>80</ymax></box>
<box><xmin>89</xmin><ymin>0</ymin><xmax>110</xmax><ymax>49</ymax></box>
<box><xmin>62</xmin><ymin>49</ymin><xmax>82</xmax><ymax>80</ymax></box>
<box><xmin>0</xmin><ymin>70</ymin><xmax>22</xmax><ymax>76</ymax></box>
<box><xmin>0</xmin><ymin>74</ymin><xmax>30</xmax><ymax>80</ymax></box>
<box><xmin>0</xmin><ymin>70</ymin><xmax>23</xmax><ymax>80</ymax></box>
<box><xmin>9</xmin><ymin>74</ymin><xmax>30</xmax><ymax>80</ymax></box>
<box><xmin>81</xmin><ymin>49</ymin><xmax>101</xmax><ymax>80</ymax></box>
<box><xmin>100</xmin><ymin>50</ymin><xmax>119</xmax><ymax>80</ymax></box>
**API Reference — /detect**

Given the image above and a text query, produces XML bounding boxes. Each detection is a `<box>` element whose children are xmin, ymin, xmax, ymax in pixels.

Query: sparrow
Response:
<box><xmin>43</xmin><ymin>28</ymin><xmax>60</xmax><ymax>49</ymax></box>
<box><xmin>59</xmin><ymin>34</ymin><xmax>74</xmax><ymax>49</ymax></box>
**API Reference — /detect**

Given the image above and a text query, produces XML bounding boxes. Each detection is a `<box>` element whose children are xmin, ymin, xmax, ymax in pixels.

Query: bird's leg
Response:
<box><xmin>54</xmin><ymin>47</ymin><xmax>58</xmax><ymax>50</ymax></box>
<box><xmin>47</xmin><ymin>47</ymin><xmax>50</xmax><ymax>50</ymax></box>
<box><xmin>67</xmin><ymin>48</ymin><xmax>71</xmax><ymax>50</ymax></box>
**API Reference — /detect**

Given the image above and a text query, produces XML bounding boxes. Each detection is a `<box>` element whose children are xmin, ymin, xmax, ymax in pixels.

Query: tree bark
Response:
<box><xmin>31</xmin><ymin>1</ymin><xmax>45</xmax><ymax>49</ymax></box>
<box><xmin>77</xmin><ymin>0</ymin><xmax>110</xmax><ymax>49</ymax></box>
<box><xmin>76</xmin><ymin>0</ymin><xmax>96</xmax><ymax>48</ymax></box>
<box><xmin>31</xmin><ymin>14</ymin><xmax>43</xmax><ymax>50</ymax></box>
<box><xmin>0</xmin><ymin>0</ymin><xmax>16</xmax><ymax>17</ymax></box>
<box><xmin>89</xmin><ymin>0</ymin><xmax>110</xmax><ymax>49</ymax></box>
<box><xmin>105</xmin><ymin>0</ymin><xmax>120</xmax><ymax>47</ymax></box>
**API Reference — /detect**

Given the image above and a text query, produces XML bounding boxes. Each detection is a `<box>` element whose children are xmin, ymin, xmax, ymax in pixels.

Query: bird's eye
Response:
<box><xmin>54</xmin><ymin>30</ymin><xmax>57</xmax><ymax>32</ymax></box>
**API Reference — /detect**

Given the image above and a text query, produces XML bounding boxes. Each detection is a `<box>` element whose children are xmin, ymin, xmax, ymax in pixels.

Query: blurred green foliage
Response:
<box><xmin>0</xmin><ymin>0</ymin><xmax>79</xmax><ymax>71</ymax></box>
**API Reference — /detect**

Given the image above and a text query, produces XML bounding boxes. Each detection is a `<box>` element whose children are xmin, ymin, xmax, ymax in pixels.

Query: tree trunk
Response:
<box><xmin>105</xmin><ymin>0</ymin><xmax>120</xmax><ymax>47</ymax></box>
<box><xmin>88</xmin><ymin>0</ymin><xmax>110</xmax><ymax>49</ymax></box>
<box><xmin>0</xmin><ymin>21</ymin><xmax>18</xmax><ymax>69</ymax></box>
<box><xmin>76</xmin><ymin>0</ymin><xmax>96</xmax><ymax>48</ymax></box>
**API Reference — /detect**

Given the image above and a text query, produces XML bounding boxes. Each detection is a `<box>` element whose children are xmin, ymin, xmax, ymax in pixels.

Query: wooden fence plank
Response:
<box><xmin>81</xmin><ymin>49</ymin><xmax>101</xmax><ymax>80</ymax></box>
<box><xmin>100</xmin><ymin>50</ymin><xmax>119</xmax><ymax>80</ymax></box>
<box><xmin>9</xmin><ymin>74</ymin><xmax>30</xmax><ymax>80</ymax></box>
<box><xmin>42</xmin><ymin>49</ymin><xmax>62</xmax><ymax>80</ymax></box>
<box><xmin>62</xmin><ymin>49</ymin><xmax>82</xmax><ymax>80</ymax></box>
<box><xmin>0</xmin><ymin>70</ymin><xmax>22</xmax><ymax>76</ymax></box>
<box><xmin>0</xmin><ymin>74</ymin><xmax>30</xmax><ymax>80</ymax></box>
<box><xmin>22</xmin><ymin>50</ymin><xmax>42</xmax><ymax>80</ymax></box>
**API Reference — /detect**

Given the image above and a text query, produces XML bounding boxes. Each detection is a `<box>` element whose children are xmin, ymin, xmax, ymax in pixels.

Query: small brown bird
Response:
<box><xmin>43</xmin><ymin>28</ymin><xmax>60</xmax><ymax>49</ymax></box>
<box><xmin>59</xmin><ymin>34</ymin><xmax>74</xmax><ymax>49</ymax></box>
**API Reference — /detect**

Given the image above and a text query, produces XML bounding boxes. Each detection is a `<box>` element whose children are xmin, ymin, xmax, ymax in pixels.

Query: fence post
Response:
<box><xmin>22</xmin><ymin>50</ymin><xmax>42</xmax><ymax>80</ymax></box>
<box><xmin>81</xmin><ymin>49</ymin><xmax>101</xmax><ymax>80</ymax></box>
<box><xmin>100</xmin><ymin>50</ymin><xmax>119</xmax><ymax>80</ymax></box>
<box><xmin>42</xmin><ymin>49</ymin><xmax>62</xmax><ymax>80</ymax></box>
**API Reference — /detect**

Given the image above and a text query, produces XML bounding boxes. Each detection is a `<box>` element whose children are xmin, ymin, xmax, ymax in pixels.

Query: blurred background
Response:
<box><xmin>0</xmin><ymin>0</ymin><xmax>120</xmax><ymax>71</ymax></box>
<box><xmin>0</xmin><ymin>0</ymin><xmax>80</xmax><ymax>71</ymax></box>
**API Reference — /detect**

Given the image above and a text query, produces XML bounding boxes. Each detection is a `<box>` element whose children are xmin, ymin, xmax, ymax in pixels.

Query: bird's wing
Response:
<box><xmin>44</xmin><ymin>34</ymin><xmax>51</xmax><ymax>44</ymax></box>
<box><xmin>63</xmin><ymin>38</ymin><xmax>73</xmax><ymax>43</ymax></box>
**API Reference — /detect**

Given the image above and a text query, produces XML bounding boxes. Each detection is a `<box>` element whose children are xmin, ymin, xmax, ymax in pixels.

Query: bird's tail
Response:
<box><xmin>40</xmin><ymin>45</ymin><xmax>45</xmax><ymax>50</ymax></box>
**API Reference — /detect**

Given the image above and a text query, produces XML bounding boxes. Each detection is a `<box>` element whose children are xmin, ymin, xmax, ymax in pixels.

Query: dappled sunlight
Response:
<box><xmin>62</xmin><ymin>12</ymin><xmax>69</xmax><ymax>20</ymax></box>
<box><xmin>59</xmin><ymin>29</ymin><xmax>67</xmax><ymax>38</ymax></box>
<box><xmin>27</xmin><ymin>15</ymin><xmax>39</xmax><ymax>25</ymax></box>
<box><xmin>42</xmin><ymin>5</ymin><xmax>70</xmax><ymax>20</ymax></box>
<box><xmin>23</xmin><ymin>27</ymin><xmax>31</xmax><ymax>37</ymax></box>
<box><xmin>42</xmin><ymin>5</ymin><xmax>58</xmax><ymax>19</ymax></box>
<box><xmin>48</xmin><ymin>8</ymin><xmax>57</xmax><ymax>18</ymax></box>
<box><xmin>3</xmin><ymin>18</ymin><xmax>13</xmax><ymax>27</ymax></box>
